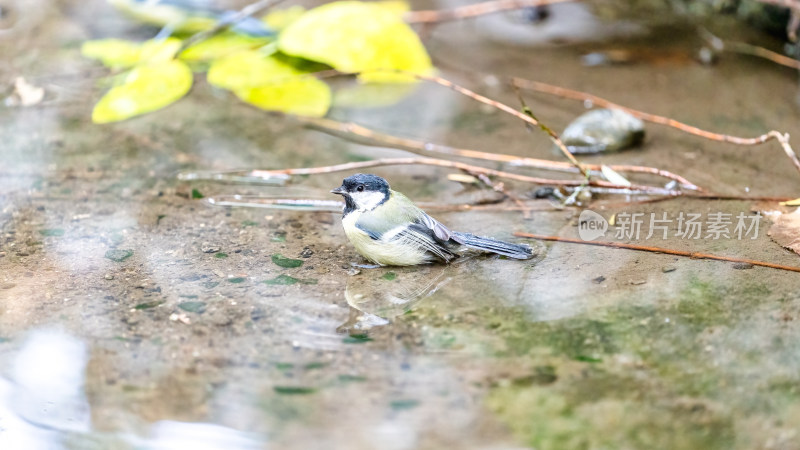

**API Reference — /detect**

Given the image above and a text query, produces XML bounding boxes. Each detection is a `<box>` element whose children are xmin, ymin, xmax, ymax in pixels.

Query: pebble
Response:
<box><xmin>561</xmin><ymin>108</ymin><xmax>645</xmax><ymax>154</ymax></box>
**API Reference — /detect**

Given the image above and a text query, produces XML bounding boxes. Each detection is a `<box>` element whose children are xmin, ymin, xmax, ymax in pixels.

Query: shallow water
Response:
<box><xmin>3</xmin><ymin>1</ymin><xmax>800</xmax><ymax>449</ymax></box>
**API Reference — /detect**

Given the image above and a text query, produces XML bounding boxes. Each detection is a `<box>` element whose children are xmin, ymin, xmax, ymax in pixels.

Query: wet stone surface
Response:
<box><xmin>2</xmin><ymin>1</ymin><xmax>800</xmax><ymax>449</ymax></box>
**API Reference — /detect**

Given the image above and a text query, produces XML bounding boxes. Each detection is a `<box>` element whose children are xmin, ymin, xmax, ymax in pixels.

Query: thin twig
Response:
<box><xmin>468</xmin><ymin>170</ymin><xmax>533</xmax><ymax>218</ymax></box>
<box><xmin>298</xmin><ymin>116</ymin><xmax>702</xmax><ymax>190</ymax></box>
<box><xmin>513</xmin><ymin>232</ymin><xmax>800</xmax><ymax>273</ymax></box>
<box><xmin>246</xmin><ymin>158</ymin><xmax>682</xmax><ymax>195</ymax></box>
<box><xmin>414</xmin><ymin>73</ymin><xmax>589</xmax><ymax>177</ymax></box>
<box><xmin>178</xmin><ymin>0</ymin><xmax>286</xmax><ymax>53</ymax></box>
<box><xmin>511</xmin><ymin>77</ymin><xmax>800</xmax><ymax>176</ymax></box>
<box><xmin>404</xmin><ymin>0</ymin><xmax>574</xmax><ymax>24</ymax></box>
<box><xmin>700</xmin><ymin>27</ymin><xmax>800</xmax><ymax>69</ymax></box>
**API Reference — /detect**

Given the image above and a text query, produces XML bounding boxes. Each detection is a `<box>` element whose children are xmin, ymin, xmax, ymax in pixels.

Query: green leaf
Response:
<box><xmin>191</xmin><ymin>188</ymin><xmax>204</xmax><ymax>199</ymax></box>
<box><xmin>207</xmin><ymin>51</ymin><xmax>330</xmax><ymax>117</ymax></box>
<box><xmin>271</xmin><ymin>254</ymin><xmax>303</xmax><ymax>268</ymax></box>
<box><xmin>228</xmin><ymin>277</ymin><xmax>246</xmax><ymax>283</ymax></box>
<box><xmin>278</xmin><ymin>1</ymin><xmax>433</xmax><ymax>83</ymax></box>
<box><xmin>92</xmin><ymin>60</ymin><xmax>193</xmax><ymax>124</ymax></box>
<box><xmin>82</xmin><ymin>38</ymin><xmax>182</xmax><ymax>69</ymax></box>
<box><xmin>214</xmin><ymin>252</ymin><xmax>228</xmax><ymax>259</ymax></box>
<box><xmin>179</xmin><ymin>33</ymin><xmax>271</xmax><ymax>62</ymax></box>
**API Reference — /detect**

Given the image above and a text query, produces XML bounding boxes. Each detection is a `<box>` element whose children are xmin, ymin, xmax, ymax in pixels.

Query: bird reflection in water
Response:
<box><xmin>337</xmin><ymin>263</ymin><xmax>458</xmax><ymax>333</ymax></box>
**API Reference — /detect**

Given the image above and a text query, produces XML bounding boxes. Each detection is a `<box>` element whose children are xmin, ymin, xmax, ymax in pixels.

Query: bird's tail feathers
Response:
<box><xmin>452</xmin><ymin>232</ymin><xmax>533</xmax><ymax>260</ymax></box>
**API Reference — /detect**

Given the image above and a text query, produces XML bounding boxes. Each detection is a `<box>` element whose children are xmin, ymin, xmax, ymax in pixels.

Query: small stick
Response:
<box><xmin>404</xmin><ymin>0</ymin><xmax>574</xmax><ymax>24</ymax></box>
<box><xmin>299</xmin><ymin>116</ymin><xmax>702</xmax><ymax>190</ymax></box>
<box><xmin>179</xmin><ymin>0</ymin><xmax>286</xmax><ymax>52</ymax></box>
<box><xmin>467</xmin><ymin>170</ymin><xmax>533</xmax><ymax>218</ymax></box>
<box><xmin>414</xmin><ymin>73</ymin><xmax>589</xmax><ymax>177</ymax></box>
<box><xmin>247</xmin><ymin>157</ymin><xmax>682</xmax><ymax>195</ymax></box>
<box><xmin>700</xmin><ymin>27</ymin><xmax>800</xmax><ymax>69</ymax></box>
<box><xmin>511</xmin><ymin>77</ymin><xmax>800</xmax><ymax>176</ymax></box>
<box><xmin>513</xmin><ymin>232</ymin><xmax>800</xmax><ymax>273</ymax></box>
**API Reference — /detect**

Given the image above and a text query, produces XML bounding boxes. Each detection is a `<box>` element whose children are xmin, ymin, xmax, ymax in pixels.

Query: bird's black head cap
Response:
<box><xmin>341</xmin><ymin>173</ymin><xmax>390</xmax><ymax>194</ymax></box>
<box><xmin>331</xmin><ymin>174</ymin><xmax>391</xmax><ymax>215</ymax></box>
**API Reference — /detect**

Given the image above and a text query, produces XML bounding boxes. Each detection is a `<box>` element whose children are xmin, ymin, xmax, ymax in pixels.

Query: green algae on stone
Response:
<box><xmin>178</xmin><ymin>301</ymin><xmax>206</xmax><ymax>313</ymax></box>
<box><xmin>381</xmin><ymin>271</ymin><xmax>397</xmax><ymax>281</ymax></box>
<box><xmin>342</xmin><ymin>334</ymin><xmax>372</xmax><ymax>344</ymax></box>
<box><xmin>39</xmin><ymin>228</ymin><xmax>65</xmax><ymax>237</ymax></box>
<box><xmin>214</xmin><ymin>252</ymin><xmax>228</xmax><ymax>258</ymax></box>
<box><xmin>338</xmin><ymin>374</ymin><xmax>367</xmax><ymax>383</ymax></box>
<box><xmin>134</xmin><ymin>300</ymin><xmax>163</xmax><ymax>310</ymax></box>
<box><xmin>263</xmin><ymin>274</ymin><xmax>317</xmax><ymax>285</ymax></box>
<box><xmin>228</xmin><ymin>277</ymin><xmax>246</xmax><ymax>283</ymax></box>
<box><xmin>105</xmin><ymin>249</ymin><xmax>133</xmax><ymax>262</ymax></box>
<box><xmin>390</xmin><ymin>399</ymin><xmax>420</xmax><ymax>410</ymax></box>
<box><xmin>273</xmin><ymin>386</ymin><xmax>317</xmax><ymax>395</ymax></box>
<box><xmin>272</xmin><ymin>253</ymin><xmax>303</xmax><ymax>268</ymax></box>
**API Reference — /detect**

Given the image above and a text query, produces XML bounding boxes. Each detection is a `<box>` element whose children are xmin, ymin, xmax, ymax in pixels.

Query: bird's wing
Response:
<box><xmin>354</xmin><ymin>191</ymin><xmax>458</xmax><ymax>261</ymax></box>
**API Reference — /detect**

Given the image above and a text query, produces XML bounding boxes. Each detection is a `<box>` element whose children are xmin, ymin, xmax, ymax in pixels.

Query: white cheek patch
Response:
<box><xmin>351</xmin><ymin>191</ymin><xmax>387</xmax><ymax>211</ymax></box>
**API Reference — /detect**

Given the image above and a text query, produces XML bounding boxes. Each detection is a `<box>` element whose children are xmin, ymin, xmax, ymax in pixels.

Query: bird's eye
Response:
<box><xmin>356</xmin><ymin>185</ymin><xmax>365</xmax><ymax>192</ymax></box>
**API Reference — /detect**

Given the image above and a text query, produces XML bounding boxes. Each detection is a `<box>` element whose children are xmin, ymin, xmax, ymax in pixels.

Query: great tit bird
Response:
<box><xmin>331</xmin><ymin>174</ymin><xmax>533</xmax><ymax>266</ymax></box>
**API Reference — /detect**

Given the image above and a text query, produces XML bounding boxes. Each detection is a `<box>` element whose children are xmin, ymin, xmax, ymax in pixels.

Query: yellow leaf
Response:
<box><xmin>262</xmin><ymin>5</ymin><xmax>307</xmax><ymax>31</ymax></box>
<box><xmin>92</xmin><ymin>60</ymin><xmax>193</xmax><ymax>123</ymax></box>
<box><xmin>207</xmin><ymin>51</ymin><xmax>291</xmax><ymax>90</ymax></box>
<box><xmin>82</xmin><ymin>39</ymin><xmax>143</xmax><ymax>69</ymax></box>
<box><xmin>235</xmin><ymin>78</ymin><xmax>331</xmax><ymax>117</ymax></box>
<box><xmin>139</xmin><ymin>38</ymin><xmax>182</xmax><ymax>63</ymax></box>
<box><xmin>179</xmin><ymin>33</ymin><xmax>271</xmax><ymax>62</ymax></box>
<box><xmin>780</xmin><ymin>198</ymin><xmax>800</xmax><ymax>206</ymax></box>
<box><xmin>82</xmin><ymin>38</ymin><xmax>181</xmax><ymax>69</ymax></box>
<box><xmin>278</xmin><ymin>1</ymin><xmax>432</xmax><ymax>83</ymax></box>
<box><xmin>208</xmin><ymin>51</ymin><xmax>330</xmax><ymax>117</ymax></box>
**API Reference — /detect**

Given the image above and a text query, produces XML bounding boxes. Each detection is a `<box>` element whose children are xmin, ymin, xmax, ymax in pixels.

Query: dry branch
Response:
<box><xmin>246</xmin><ymin>157</ymin><xmax>683</xmax><ymax>195</ymax></box>
<box><xmin>511</xmin><ymin>77</ymin><xmax>800</xmax><ymax>176</ymax></box>
<box><xmin>299</xmin><ymin>116</ymin><xmax>702</xmax><ymax>190</ymax></box>
<box><xmin>513</xmin><ymin>232</ymin><xmax>800</xmax><ymax>273</ymax></box>
<box><xmin>404</xmin><ymin>0</ymin><xmax>574</xmax><ymax>24</ymax></box>
<box><xmin>415</xmin><ymin>73</ymin><xmax>589</xmax><ymax>177</ymax></box>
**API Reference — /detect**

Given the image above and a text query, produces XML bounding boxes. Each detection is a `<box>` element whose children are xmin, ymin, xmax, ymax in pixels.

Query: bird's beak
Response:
<box><xmin>330</xmin><ymin>186</ymin><xmax>346</xmax><ymax>195</ymax></box>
